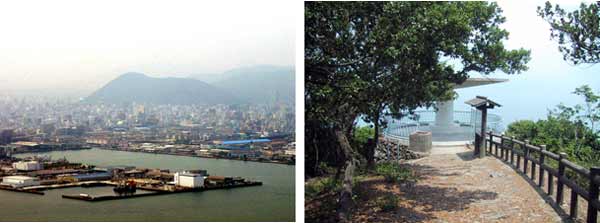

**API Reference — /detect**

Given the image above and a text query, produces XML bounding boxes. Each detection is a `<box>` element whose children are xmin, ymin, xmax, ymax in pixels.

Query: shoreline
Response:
<box><xmin>14</xmin><ymin>147</ymin><xmax>295</xmax><ymax>166</ymax></box>
<box><xmin>94</xmin><ymin>147</ymin><xmax>295</xmax><ymax>166</ymax></box>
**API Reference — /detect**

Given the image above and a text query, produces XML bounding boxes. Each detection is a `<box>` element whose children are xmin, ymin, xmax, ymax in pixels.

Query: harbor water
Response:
<box><xmin>2</xmin><ymin>148</ymin><xmax>294</xmax><ymax>222</ymax></box>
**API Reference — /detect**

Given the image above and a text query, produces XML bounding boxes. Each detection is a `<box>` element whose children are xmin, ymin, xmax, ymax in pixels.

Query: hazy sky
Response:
<box><xmin>0</xmin><ymin>0</ymin><xmax>295</xmax><ymax>95</ymax></box>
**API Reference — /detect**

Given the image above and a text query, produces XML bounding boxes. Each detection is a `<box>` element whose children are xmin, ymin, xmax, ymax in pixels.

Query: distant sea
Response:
<box><xmin>358</xmin><ymin>70</ymin><xmax>600</xmax><ymax>130</ymax></box>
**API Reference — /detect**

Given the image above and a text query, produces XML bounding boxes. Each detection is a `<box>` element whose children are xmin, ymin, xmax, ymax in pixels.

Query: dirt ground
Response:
<box><xmin>306</xmin><ymin>146</ymin><xmax>569</xmax><ymax>223</ymax></box>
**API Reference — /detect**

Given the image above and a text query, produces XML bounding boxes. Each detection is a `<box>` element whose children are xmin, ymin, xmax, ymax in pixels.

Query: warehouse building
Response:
<box><xmin>1</xmin><ymin>176</ymin><xmax>40</xmax><ymax>188</ymax></box>
<box><xmin>59</xmin><ymin>172</ymin><xmax>112</xmax><ymax>182</ymax></box>
<box><xmin>174</xmin><ymin>171</ymin><xmax>205</xmax><ymax>188</ymax></box>
<box><xmin>12</xmin><ymin>161</ymin><xmax>43</xmax><ymax>171</ymax></box>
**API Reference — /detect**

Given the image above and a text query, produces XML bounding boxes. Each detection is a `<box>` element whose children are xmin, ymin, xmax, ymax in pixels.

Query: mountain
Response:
<box><xmin>209</xmin><ymin>65</ymin><xmax>295</xmax><ymax>104</ymax></box>
<box><xmin>85</xmin><ymin>72</ymin><xmax>238</xmax><ymax>104</ymax></box>
<box><xmin>187</xmin><ymin>73</ymin><xmax>227</xmax><ymax>84</ymax></box>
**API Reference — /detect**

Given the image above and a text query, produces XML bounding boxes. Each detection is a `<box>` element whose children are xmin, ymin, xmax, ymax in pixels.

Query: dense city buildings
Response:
<box><xmin>0</xmin><ymin>95</ymin><xmax>295</xmax><ymax>164</ymax></box>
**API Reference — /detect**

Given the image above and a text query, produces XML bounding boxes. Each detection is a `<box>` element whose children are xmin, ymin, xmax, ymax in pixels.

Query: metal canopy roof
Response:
<box><xmin>465</xmin><ymin>96</ymin><xmax>501</xmax><ymax>108</ymax></box>
<box><xmin>455</xmin><ymin>78</ymin><xmax>508</xmax><ymax>89</ymax></box>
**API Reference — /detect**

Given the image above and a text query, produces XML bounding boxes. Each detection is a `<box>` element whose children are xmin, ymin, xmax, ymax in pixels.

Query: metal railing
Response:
<box><xmin>383</xmin><ymin>109</ymin><xmax>502</xmax><ymax>141</ymax></box>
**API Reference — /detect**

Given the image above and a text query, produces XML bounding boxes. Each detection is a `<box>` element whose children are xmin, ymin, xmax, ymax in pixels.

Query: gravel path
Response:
<box><xmin>353</xmin><ymin>146</ymin><xmax>565</xmax><ymax>222</ymax></box>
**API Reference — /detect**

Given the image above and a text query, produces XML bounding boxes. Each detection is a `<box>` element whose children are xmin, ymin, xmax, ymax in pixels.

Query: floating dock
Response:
<box><xmin>61</xmin><ymin>181</ymin><xmax>262</xmax><ymax>202</ymax></box>
<box><xmin>62</xmin><ymin>191</ymin><xmax>168</xmax><ymax>201</ymax></box>
<box><xmin>0</xmin><ymin>185</ymin><xmax>44</xmax><ymax>195</ymax></box>
<box><xmin>23</xmin><ymin>181</ymin><xmax>108</xmax><ymax>191</ymax></box>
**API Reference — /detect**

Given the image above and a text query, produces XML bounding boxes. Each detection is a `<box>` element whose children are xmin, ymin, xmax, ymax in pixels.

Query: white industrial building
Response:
<box><xmin>1</xmin><ymin>176</ymin><xmax>40</xmax><ymax>188</ymax></box>
<box><xmin>174</xmin><ymin>171</ymin><xmax>204</xmax><ymax>188</ymax></box>
<box><xmin>12</xmin><ymin>161</ymin><xmax>43</xmax><ymax>171</ymax></box>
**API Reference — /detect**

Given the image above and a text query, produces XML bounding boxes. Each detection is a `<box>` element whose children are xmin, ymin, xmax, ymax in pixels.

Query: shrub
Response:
<box><xmin>375</xmin><ymin>162</ymin><xmax>415</xmax><ymax>183</ymax></box>
<box><xmin>305</xmin><ymin>177</ymin><xmax>341</xmax><ymax>199</ymax></box>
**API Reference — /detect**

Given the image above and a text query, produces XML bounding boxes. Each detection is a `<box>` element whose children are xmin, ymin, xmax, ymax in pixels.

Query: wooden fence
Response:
<box><xmin>485</xmin><ymin>132</ymin><xmax>600</xmax><ymax>223</ymax></box>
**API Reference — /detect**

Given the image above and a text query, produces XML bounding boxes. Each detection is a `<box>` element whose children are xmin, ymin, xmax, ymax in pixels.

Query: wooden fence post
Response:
<box><xmin>510</xmin><ymin>136</ymin><xmax>515</xmax><ymax>165</ymax></box>
<box><xmin>548</xmin><ymin>161</ymin><xmax>554</xmax><ymax>196</ymax></box>
<box><xmin>531</xmin><ymin>145</ymin><xmax>536</xmax><ymax>181</ymax></box>
<box><xmin>539</xmin><ymin>145</ymin><xmax>545</xmax><ymax>187</ymax></box>
<box><xmin>524</xmin><ymin>140</ymin><xmax>530</xmax><ymax>174</ymax></box>
<box><xmin>570</xmin><ymin>189</ymin><xmax>578</xmax><ymax>219</ymax></box>
<box><xmin>489</xmin><ymin>131</ymin><xmax>493</xmax><ymax>156</ymax></box>
<box><xmin>503</xmin><ymin>136</ymin><xmax>509</xmax><ymax>162</ymax></box>
<box><xmin>516</xmin><ymin>139</ymin><xmax>522</xmax><ymax>169</ymax></box>
<box><xmin>587</xmin><ymin>167</ymin><xmax>600</xmax><ymax>223</ymax></box>
<box><xmin>500</xmin><ymin>134</ymin><xmax>505</xmax><ymax>160</ymax></box>
<box><xmin>495</xmin><ymin>134</ymin><xmax>499</xmax><ymax>157</ymax></box>
<box><xmin>557</xmin><ymin>152</ymin><xmax>567</xmax><ymax>205</ymax></box>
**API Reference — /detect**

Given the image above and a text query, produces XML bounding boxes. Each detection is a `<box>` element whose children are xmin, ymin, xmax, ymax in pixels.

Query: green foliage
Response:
<box><xmin>538</xmin><ymin>2</ymin><xmax>600</xmax><ymax>65</ymax></box>
<box><xmin>305</xmin><ymin>1</ymin><xmax>531</xmax><ymax>125</ymax></box>
<box><xmin>306</xmin><ymin>1</ymin><xmax>531</xmax><ymax>174</ymax></box>
<box><xmin>505</xmin><ymin>120</ymin><xmax>537</xmax><ymax>141</ymax></box>
<box><xmin>375</xmin><ymin>162</ymin><xmax>415</xmax><ymax>183</ymax></box>
<box><xmin>506</xmin><ymin>86</ymin><xmax>600</xmax><ymax>187</ymax></box>
<box><xmin>352</xmin><ymin>126</ymin><xmax>375</xmax><ymax>147</ymax></box>
<box><xmin>305</xmin><ymin>177</ymin><xmax>342</xmax><ymax>199</ymax></box>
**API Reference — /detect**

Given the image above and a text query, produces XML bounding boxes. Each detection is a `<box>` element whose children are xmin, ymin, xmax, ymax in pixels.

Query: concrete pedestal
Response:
<box><xmin>409</xmin><ymin>131</ymin><xmax>432</xmax><ymax>153</ymax></box>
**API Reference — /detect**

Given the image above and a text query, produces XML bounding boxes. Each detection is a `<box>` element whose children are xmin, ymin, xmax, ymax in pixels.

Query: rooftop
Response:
<box><xmin>454</xmin><ymin>77</ymin><xmax>508</xmax><ymax>89</ymax></box>
<box><xmin>3</xmin><ymin>175</ymin><xmax>37</xmax><ymax>180</ymax></box>
<box><xmin>218</xmin><ymin>139</ymin><xmax>271</xmax><ymax>145</ymax></box>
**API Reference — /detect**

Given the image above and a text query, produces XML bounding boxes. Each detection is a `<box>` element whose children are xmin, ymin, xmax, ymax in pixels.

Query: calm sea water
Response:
<box><xmin>4</xmin><ymin>148</ymin><xmax>294</xmax><ymax>222</ymax></box>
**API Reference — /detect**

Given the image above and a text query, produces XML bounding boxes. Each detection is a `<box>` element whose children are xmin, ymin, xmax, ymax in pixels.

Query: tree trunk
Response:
<box><xmin>334</xmin><ymin>129</ymin><xmax>356</xmax><ymax>223</ymax></box>
<box><xmin>366</xmin><ymin>115</ymin><xmax>380</xmax><ymax>170</ymax></box>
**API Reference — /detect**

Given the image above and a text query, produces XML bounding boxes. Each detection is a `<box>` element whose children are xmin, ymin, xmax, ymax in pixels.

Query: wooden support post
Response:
<box><xmin>524</xmin><ymin>140</ymin><xmax>530</xmax><ymax>174</ymax></box>
<box><xmin>516</xmin><ymin>139</ymin><xmax>522</xmax><ymax>169</ymax></box>
<box><xmin>557</xmin><ymin>152</ymin><xmax>567</xmax><ymax>205</ymax></box>
<box><xmin>570</xmin><ymin>190</ymin><xmax>578</xmax><ymax>219</ymax></box>
<box><xmin>503</xmin><ymin>137</ymin><xmax>508</xmax><ymax>162</ymax></box>
<box><xmin>495</xmin><ymin>134</ymin><xmax>499</xmax><ymax>157</ymax></box>
<box><xmin>510</xmin><ymin>136</ymin><xmax>515</xmax><ymax>165</ymax></box>
<box><xmin>478</xmin><ymin>110</ymin><xmax>487</xmax><ymax>159</ymax></box>
<box><xmin>539</xmin><ymin>145</ymin><xmax>546</xmax><ymax>187</ymax></box>
<box><xmin>500</xmin><ymin>134</ymin><xmax>505</xmax><ymax>160</ymax></box>
<box><xmin>548</xmin><ymin>168</ymin><xmax>554</xmax><ymax>196</ymax></box>
<box><xmin>545</xmin><ymin>147</ymin><xmax>553</xmax><ymax>196</ymax></box>
<box><xmin>484</xmin><ymin>131</ymin><xmax>491</xmax><ymax>158</ymax></box>
<box><xmin>474</xmin><ymin>133</ymin><xmax>480</xmax><ymax>156</ymax></box>
<box><xmin>586</xmin><ymin>167</ymin><xmax>600</xmax><ymax>223</ymax></box>
<box><xmin>531</xmin><ymin>147</ymin><xmax>536</xmax><ymax>181</ymax></box>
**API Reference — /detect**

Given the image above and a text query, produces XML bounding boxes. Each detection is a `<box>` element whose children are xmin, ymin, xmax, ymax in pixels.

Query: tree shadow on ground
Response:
<box><xmin>456</xmin><ymin>150</ymin><xmax>477</xmax><ymax>161</ymax></box>
<box><xmin>305</xmin><ymin>190</ymin><xmax>339</xmax><ymax>223</ymax></box>
<box><xmin>306</xmin><ymin>159</ymin><xmax>498</xmax><ymax>223</ymax></box>
<box><xmin>351</xmin><ymin>166</ymin><xmax>498</xmax><ymax>223</ymax></box>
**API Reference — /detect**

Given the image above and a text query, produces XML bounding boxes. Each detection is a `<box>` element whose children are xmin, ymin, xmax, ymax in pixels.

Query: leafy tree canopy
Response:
<box><xmin>306</xmin><ymin>1</ymin><xmax>531</xmax><ymax>170</ymax></box>
<box><xmin>306</xmin><ymin>1</ymin><xmax>530</xmax><ymax>128</ymax></box>
<box><xmin>538</xmin><ymin>2</ymin><xmax>600</xmax><ymax>65</ymax></box>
